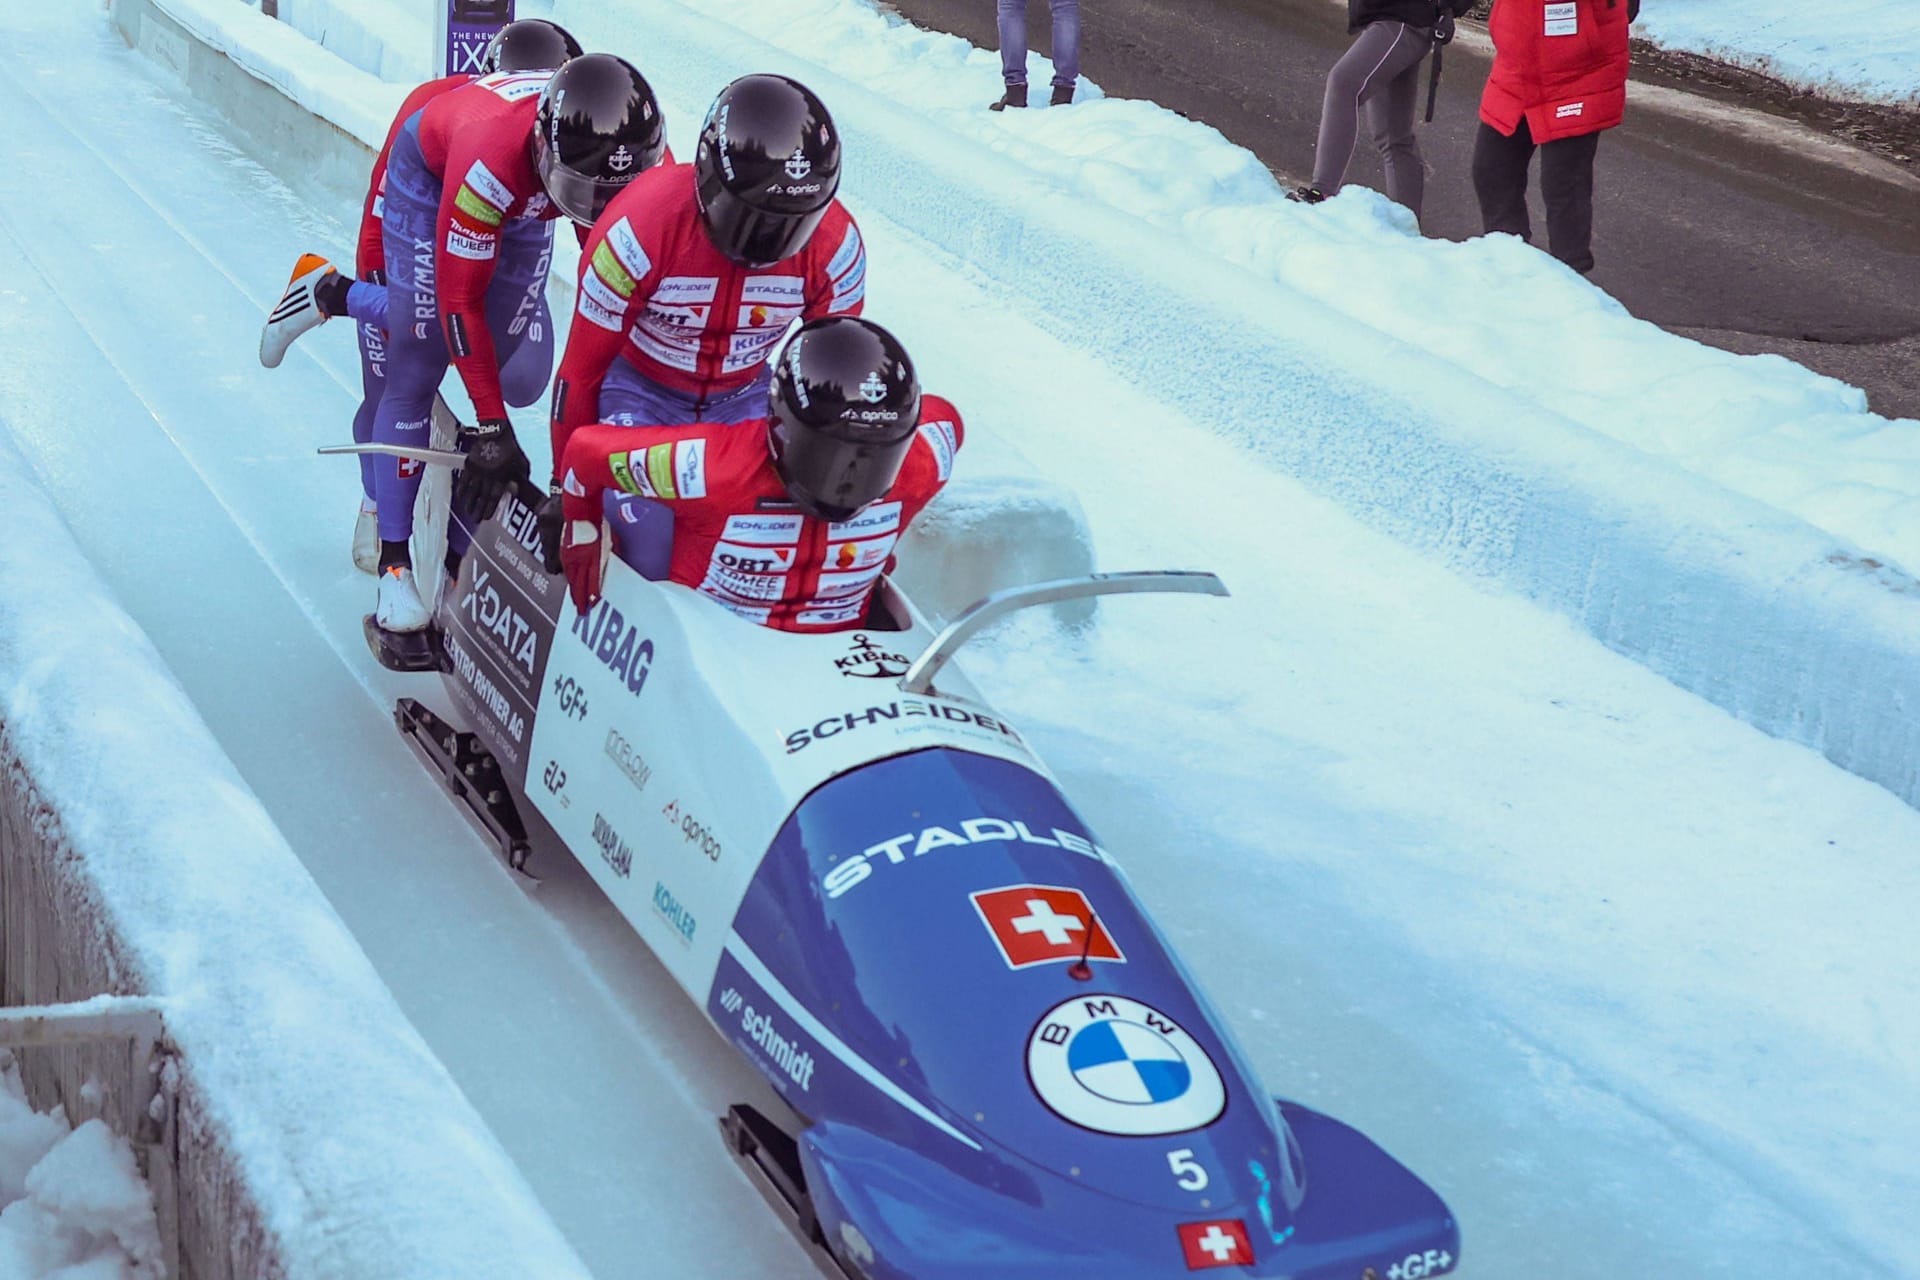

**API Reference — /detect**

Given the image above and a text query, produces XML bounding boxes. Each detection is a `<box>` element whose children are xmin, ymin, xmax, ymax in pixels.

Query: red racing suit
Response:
<box><xmin>1481</xmin><ymin>0</ymin><xmax>1632</xmax><ymax>142</ymax></box>
<box><xmin>550</xmin><ymin>162</ymin><xmax>867</xmax><ymax>464</ymax></box>
<box><xmin>414</xmin><ymin>70</ymin><xmax>575</xmax><ymax>422</ymax></box>
<box><xmin>355</xmin><ymin>74</ymin><xmax>471</xmax><ymax>279</ymax></box>
<box><xmin>557</xmin><ymin>396</ymin><xmax>962</xmax><ymax>632</ymax></box>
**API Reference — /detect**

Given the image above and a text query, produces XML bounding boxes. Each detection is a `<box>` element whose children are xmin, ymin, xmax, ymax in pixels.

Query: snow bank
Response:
<box><xmin>120</xmin><ymin>0</ymin><xmax>1920</xmax><ymax>812</ymax></box>
<box><xmin>1637</xmin><ymin>0</ymin><xmax>1920</xmax><ymax>109</ymax></box>
<box><xmin>0</xmin><ymin>1057</ymin><xmax>163</xmax><ymax>1280</ymax></box>
<box><xmin>574</xmin><ymin>0</ymin><xmax>1920</xmax><ymax>578</ymax></box>
<box><xmin>0</xmin><ymin>423</ymin><xmax>590</xmax><ymax>1277</ymax></box>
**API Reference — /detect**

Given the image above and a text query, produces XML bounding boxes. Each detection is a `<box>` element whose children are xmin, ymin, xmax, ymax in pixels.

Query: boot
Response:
<box><xmin>259</xmin><ymin>253</ymin><xmax>339</xmax><ymax>368</ymax></box>
<box><xmin>1050</xmin><ymin>83</ymin><xmax>1075</xmax><ymax>106</ymax></box>
<box><xmin>376</xmin><ymin>564</ymin><xmax>431</xmax><ymax>633</ymax></box>
<box><xmin>990</xmin><ymin>84</ymin><xmax>1027</xmax><ymax>111</ymax></box>
<box><xmin>1286</xmin><ymin>184</ymin><xmax>1329</xmax><ymax>205</ymax></box>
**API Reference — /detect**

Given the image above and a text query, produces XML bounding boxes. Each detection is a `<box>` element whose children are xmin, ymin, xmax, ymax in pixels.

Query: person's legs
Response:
<box><xmin>370</xmin><ymin>141</ymin><xmax>449</xmax><ymax>557</ymax></box>
<box><xmin>1471</xmin><ymin>117</ymin><xmax>1536</xmax><ymax>243</ymax></box>
<box><xmin>596</xmin><ymin>359</ymin><xmax>772</xmax><ymax>428</ymax></box>
<box><xmin>997</xmin><ymin>0</ymin><xmax>1029</xmax><ymax>86</ymax></box>
<box><xmin>1048</xmin><ymin>0</ymin><xmax>1081</xmax><ymax>90</ymax></box>
<box><xmin>352</xmin><ymin>307</ymin><xmax>386</xmax><ymax>504</ymax></box>
<box><xmin>1311</xmin><ymin>23</ymin><xmax>1429</xmax><ymax>197</ymax></box>
<box><xmin>598</xmin><ymin>357</ymin><xmax>706</xmax><ymax>428</ymax></box>
<box><xmin>1365</xmin><ymin>48</ymin><xmax>1427</xmax><ymax>217</ymax></box>
<box><xmin>1539</xmin><ymin>131</ymin><xmax>1602</xmax><ymax>273</ymax></box>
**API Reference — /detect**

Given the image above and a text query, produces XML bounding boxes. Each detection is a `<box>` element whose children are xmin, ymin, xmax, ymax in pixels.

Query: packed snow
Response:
<box><xmin>1637</xmin><ymin>0</ymin><xmax>1920</xmax><ymax>108</ymax></box>
<box><xmin>2</xmin><ymin>1</ymin><xmax>1916</xmax><ymax>1278</ymax></box>
<box><xmin>0</xmin><ymin>281</ymin><xmax>589</xmax><ymax>1280</ymax></box>
<box><xmin>0</xmin><ymin>1054</ymin><xmax>164</xmax><ymax>1280</ymax></box>
<box><xmin>610</xmin><ymin>0</ymin><xmax>1920</xmax><ymax>575</ymax></box>
<box><xmin>258</xmin><ymin>0</ymin><xmax>1920</xmax><ymax>572</ymax></box>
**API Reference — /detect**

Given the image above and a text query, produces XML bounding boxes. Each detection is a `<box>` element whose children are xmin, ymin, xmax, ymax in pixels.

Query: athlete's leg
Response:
<box><xmin>490</xmin><ymin>223</ymin><xmax>556</xmax><ymax>409</ymax></box>
<box><xmin>370</xmin><ymin>135</ymin><xmax>449</xmax><ymax>555</ymax></box>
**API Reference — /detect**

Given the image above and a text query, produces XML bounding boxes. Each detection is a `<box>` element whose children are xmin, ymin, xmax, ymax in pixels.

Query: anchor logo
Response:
<box><xmin>784</xmin><ymin>147</ymin><xmax>812</xmax><ymax>180</ymax></box>
<box><xmin>835</xmin><ymin>633</ymin><xmax>911</xmax><ymax>679</ymax></box>
<box><xmin>859</xmin><ymin>372</ymin><xmax>887</xmax><ymax>403</ymax></box>
<box><xmin>608</xmin><ymin>145</ymin><xmax>635</xmax><ymax>174</ymax></box>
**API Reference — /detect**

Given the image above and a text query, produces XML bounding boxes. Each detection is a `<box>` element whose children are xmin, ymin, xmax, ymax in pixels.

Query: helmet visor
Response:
<box><xmin>538</xmin><ymin>157</ymin><xmax>631</xmax><ymax>226</ymax></box>
<box><xmin>704</xmin><ymin>193</ymin><xmax>831</xmax><ymax>268</ymax></box>
<box><xmin>771</xmin><ymin>417</ymin><xmax>912</xmax><ymax>524</ymax></box>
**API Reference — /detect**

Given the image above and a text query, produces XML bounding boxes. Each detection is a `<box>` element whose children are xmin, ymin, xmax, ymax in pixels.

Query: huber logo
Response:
<box><xmin>834</xmin><ymin>632</ymin><xmax>910</xmax><ymax>680</ymax></box>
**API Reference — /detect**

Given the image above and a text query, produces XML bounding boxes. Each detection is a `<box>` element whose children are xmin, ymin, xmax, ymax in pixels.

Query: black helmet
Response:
<box><xmin>695</xmin><ymin>75</ymin><xmax>841</xmax><ymax>268</ymax></box>
<box><xmin>533</xmin><ymin>53</ymin><xmax>666</xmax><ymax>226</ymax></box>
<box><xmin>482</xmin><ymin>20</ymin><xmax>582</xmax><ymax>74</ymax></box>
<box><xmin>768</xmin><ymin>318</ymin><xmax>920</xmax><ymax>523</ymax></box>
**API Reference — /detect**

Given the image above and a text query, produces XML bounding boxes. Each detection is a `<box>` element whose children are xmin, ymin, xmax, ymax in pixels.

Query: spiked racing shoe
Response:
<box><xmin>364</xmin><ymin>564</ymin><xmax>440</xmax><ymax>672</ymax></box>
<box><xmin>352</xmin><ymin>501</ymin><xmax>379</xmax><ymax>575</ymax></box>
<box><xmin>259</xmin><ymin>252</ymin><xmax>337</xmax><ymax>368</ymax></box>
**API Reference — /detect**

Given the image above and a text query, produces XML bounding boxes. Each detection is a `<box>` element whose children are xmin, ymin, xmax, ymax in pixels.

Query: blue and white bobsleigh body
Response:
<box><xmin>408</xmin><ymin>493</ymin><xmax>1460</xmax><ymax>1279</ymax></box>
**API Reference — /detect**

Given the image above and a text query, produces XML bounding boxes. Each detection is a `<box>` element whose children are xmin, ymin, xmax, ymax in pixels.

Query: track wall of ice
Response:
<box><xmin>0</xmin><ymin>425</ymin><xmax>591</xmax><ymax>1278</ymax></box>
<box><xmin>116</xmin><ymin>0</ymin><xmax>1920</xmax><ymax>808</ymax></box>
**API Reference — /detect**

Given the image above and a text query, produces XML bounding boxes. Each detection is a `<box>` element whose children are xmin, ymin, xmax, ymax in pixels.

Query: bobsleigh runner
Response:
<box><xmin>334</xmin><ymin>429</ymin><xmax>1460</xmax><ymax>1278</ymax></box>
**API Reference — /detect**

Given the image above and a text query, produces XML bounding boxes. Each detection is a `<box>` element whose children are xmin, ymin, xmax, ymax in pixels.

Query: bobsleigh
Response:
<box><xmin>390</xmin><ymin>483</ymin><xmax>1461</xmax><ymax>1280</ymax></box>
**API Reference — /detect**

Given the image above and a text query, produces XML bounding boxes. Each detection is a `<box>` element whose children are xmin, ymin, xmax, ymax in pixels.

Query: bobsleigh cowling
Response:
<box><xmin>403</xmin><ymin>491</ymin><xmax>1460</xmax><ymax>1280</ymax></box>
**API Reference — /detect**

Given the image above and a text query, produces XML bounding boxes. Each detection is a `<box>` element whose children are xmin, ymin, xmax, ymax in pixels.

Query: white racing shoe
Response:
<box><xmin>352</xmin><ymin>501</ymin><xmax>379</xmax><ymax>575</ymax></box>
<box><xmin>375</xmin><ymin>564</ymin><xmax>431</xmax><ymax>633</ymax></box>
<box><xmin>259</xmin><ymin>252</ymin><xmax>337</xmax><ymax>368</ymax></box>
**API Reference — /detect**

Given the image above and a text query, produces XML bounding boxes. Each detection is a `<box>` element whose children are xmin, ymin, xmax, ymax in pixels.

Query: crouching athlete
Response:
<box><xmin>548</xmin><ymin>316</ymin><xmax>960</xmax><ymax>633</ymax></box>
<box><xmin>258</xmin><ymin>19</ymin><xmax>583</xmax><ymax>575</ymax></box>
<box><xmin>264</xmin><ymin>52</ymin><xmax>666</xmax><ymax>639</ymax></box>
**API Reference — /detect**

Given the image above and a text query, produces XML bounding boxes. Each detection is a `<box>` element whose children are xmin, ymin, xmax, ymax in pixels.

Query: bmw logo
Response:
<box><xmin>1027</xmin><ymin>995</ymin><xmax>1226</xmax><ymax>1136</ymax></box>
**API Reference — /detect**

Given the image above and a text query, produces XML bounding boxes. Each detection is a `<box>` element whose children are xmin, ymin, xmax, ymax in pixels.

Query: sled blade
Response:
<box><xmin>393</xmin><ymin>697</ymin><xmax>538</xmax><ymax>881</ymax></box>
<box><xmin>720</xmin><ymin>1106</ymin><xmax>859</xmax><ymax>1280</ymax></box>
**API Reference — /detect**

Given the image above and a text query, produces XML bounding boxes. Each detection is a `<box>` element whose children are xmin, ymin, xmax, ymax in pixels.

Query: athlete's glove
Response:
<box><xmin>535</xmin><ymin>483</ymin><xmax>565</xmax><ymax>575</ymax></box>
<box><xmin>455</xmin><ymin>417</ymin><xmax>530</xmax><ymax>523</ymax></box>
<box><xmin>560</xmin><ymin>516</ymin><xmax>606</xmax><ymax>615</ymax></box>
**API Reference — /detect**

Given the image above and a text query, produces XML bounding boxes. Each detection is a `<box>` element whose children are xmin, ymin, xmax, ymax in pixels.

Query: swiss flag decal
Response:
<box><xmin>970</xmin><ymin>884</ymin><xmax>1124</xmax><ymax>970</ymax></box>
<box><xmin>1178</xmin><ymin>1220</ymin><xmax>1253</xmax><ymax>1269</ymax></box>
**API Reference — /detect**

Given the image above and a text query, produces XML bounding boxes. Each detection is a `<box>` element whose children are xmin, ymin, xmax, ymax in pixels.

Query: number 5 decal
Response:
<box><xmin>1167</xmin><ymin>1148</ymin><xmax>1209</xmax><ymax>1192</ymax></box>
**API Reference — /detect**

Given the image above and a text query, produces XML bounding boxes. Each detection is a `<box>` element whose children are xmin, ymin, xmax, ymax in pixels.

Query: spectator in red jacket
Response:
<box><xmin>551</xmin><ymin>317</ymin><xmax>960</xmax><ymax>633</ymax></box>
<box><xmin>1471</xmin><ymin>0</ymin><xmax>1639</xmax><ymax>274</ymax></box>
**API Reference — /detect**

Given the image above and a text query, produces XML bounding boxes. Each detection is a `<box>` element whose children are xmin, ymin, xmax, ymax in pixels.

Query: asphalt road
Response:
<box><xmin>884</xmin><ymin>0</ymin><xmax>1920</xmax><ymax>418</ymax></box>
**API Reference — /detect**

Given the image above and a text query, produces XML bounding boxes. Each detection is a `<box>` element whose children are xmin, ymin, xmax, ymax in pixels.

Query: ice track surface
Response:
<box><xmin>2</xmin><ymin>6</ymin><xmax>1917</xmax><ymax>1277</ymax></box>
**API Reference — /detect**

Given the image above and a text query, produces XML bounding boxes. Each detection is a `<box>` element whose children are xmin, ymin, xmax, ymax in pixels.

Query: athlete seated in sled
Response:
<box><xmin>545</xmin><ymin>315</ymin><xmax>962</xmax><ymax>633</ymax></box>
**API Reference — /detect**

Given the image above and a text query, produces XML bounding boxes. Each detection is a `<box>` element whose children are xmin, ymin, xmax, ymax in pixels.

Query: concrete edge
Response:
<box><xmin>0</xmin><ymin>366</ymin><xmax>589</xmax><ymax>1280</ymax></box>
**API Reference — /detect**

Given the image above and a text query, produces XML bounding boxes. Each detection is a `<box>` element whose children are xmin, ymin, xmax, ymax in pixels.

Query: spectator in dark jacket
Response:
<box><xmin>1471</xmin><ymin>0</ymin><xmax>1639</xmax><ymax>273</ymax></box>
<box><xmin>1289</xmin><ymin>0</ymin><xmax>1470</xmax><ymax>218</ymax></box>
